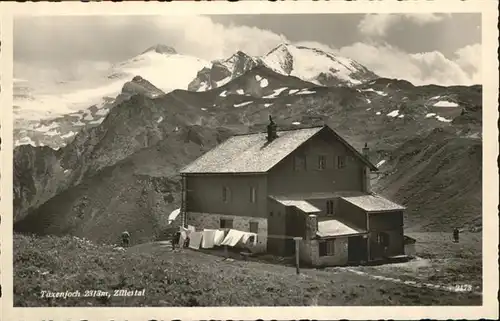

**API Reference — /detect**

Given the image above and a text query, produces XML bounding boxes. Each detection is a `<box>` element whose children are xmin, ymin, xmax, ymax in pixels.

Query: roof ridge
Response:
<box><xmin>232</xmin><ymin>124</ymin><xmax>325</xmax><ymax>137</ymax></box>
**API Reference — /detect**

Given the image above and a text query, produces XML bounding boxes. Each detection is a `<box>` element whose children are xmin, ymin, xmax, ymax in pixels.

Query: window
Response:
<box><xmin>377</xmin><ymin>232</ymin><xmax>390</xmax><ymax>247</ymax></box>
<box><xmin>222</xmin><ymin>186</ymin><xmax>230</xmax><ymax>203</ymax></box>
<box><xmin>319</xmin><ymin>239</ymin><xmax>335</xmax><ymax>256</ymax></box>
<box><xmin>318</xmin><ymin>155</ymin><xmax>326</xmax><ymax>170</ymax></box>
<box><xmin>249</xmin><ymin>221</ymin><xmax>259</xmax><ymax>233</ymax></box>
<box><xmin>250</xmin><ymin>187</ymin><xmax>257</xmax><ymax>203</ymax></box>
<box><xmin>337</xmin><ymin>155</ymin><xmax>346</xmax><ymax>169</ymax></box>
<box><xmin>326</xmin><ymin>200</ymin><xmax>334</xmax><ymax>215</ymax></box>
<box><xmin>294</xmin><ymin>155</ymin><xmax>307</xmax><ymax>171</ymax></box>
<box><xmin>220</xmin><ymin>218</ymin><xmax>233</xmax><ymax>229</ymax></box>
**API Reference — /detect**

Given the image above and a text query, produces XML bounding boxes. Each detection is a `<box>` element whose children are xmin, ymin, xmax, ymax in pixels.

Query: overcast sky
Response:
<box><xmin>14</xmin><ymin>13</ymin><xmax>481</xmax><ymax>86</ymax></box>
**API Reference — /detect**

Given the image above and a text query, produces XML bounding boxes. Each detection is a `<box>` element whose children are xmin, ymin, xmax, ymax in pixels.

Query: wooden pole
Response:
<box><xmin>294</xmin><ymin>237</ymin><xmax>302</xmax><ymax>275</ymax></box>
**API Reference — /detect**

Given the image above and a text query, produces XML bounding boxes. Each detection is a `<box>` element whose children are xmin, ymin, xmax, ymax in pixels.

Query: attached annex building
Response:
<box><xmin>180</xmin><ymin>117</ymin><xmax>408</xmax><ymax>266</ymax></box>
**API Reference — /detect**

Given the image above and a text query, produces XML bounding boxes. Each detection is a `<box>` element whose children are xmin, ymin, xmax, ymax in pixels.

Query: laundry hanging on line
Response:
<box><xmin>202</xmin><ymin>229</ymin><xmax>217</xmax><ymax>249</ymax></box>
<box><xmin>220</xmin><ymin>229</ymin><xmax>259</xmax><ymax>248</ymax></box>
<box><xmin>213</xmin><ymin>230</ymin><xmax>225</xmax><ymax>246</ymax></box>
<box><xmin>188</xmin><ymin>231</ymin><xmax>203</xmax><ymax>250</ymax></box>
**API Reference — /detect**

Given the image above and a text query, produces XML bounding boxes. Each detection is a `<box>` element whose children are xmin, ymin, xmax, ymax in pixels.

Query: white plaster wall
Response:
<box><xmin>186</xmin><ymin>212</ymin><xmax>268</xmax><ymax>253</ymax></box>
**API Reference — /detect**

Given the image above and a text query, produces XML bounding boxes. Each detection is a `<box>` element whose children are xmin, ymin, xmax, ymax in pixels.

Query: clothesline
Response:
<box><xmin>178</xmin><ymin>225</ymin><xmax>304</xmax><ymax>251</ymax></box>
<box><xmin>180</xmin><ymin>225</ymin><xmax>305</xmax><ymax>240</ymax></box>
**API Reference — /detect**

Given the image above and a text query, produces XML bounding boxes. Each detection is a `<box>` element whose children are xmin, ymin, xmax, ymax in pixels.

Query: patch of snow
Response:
<box><xmin>292</xmin><ymin>122</ymin><xmax>301</xmax><ymax>125</ymax></box>
<box><xmin>430</xmin><ymin>95</ymin><xmax>441</xmax><ymax>100</ymax></box>
<box><xmin>64</xmin><ymin>169</ymin><xmax>70</xmax><ymax>174</ymax></box>
<box><xmin>362</xmin><ymin>88</ymin><xmax>387</xmax><ymax>96</ymax></box>
<box><xmin>96</xmin><ymin>108</ymin><xmax>109</xmax><ymax>116</ymax></box>
<box><xmin>60</xmin><ymin>131</ymin><xmax>76</xmax><ymax>139</ymax></box>
<box><xmin>15</xmin><ymin>136</ymin><xmax>37</xmax><ymax>147</ymax></box>
<box><xmin>260</xmin><ymin>78</ymin><xmax>269</xmax><ymax>88</ymax></box>
<box><xmin>216</xmin><ymin>76</ymin><xmax>231</xmax><ymax>87</ymax></box>
<box><xmin>366</xmin><ymin>108</ymin><xmax>371</xmax><ymax>111</ymax></box>
<box><xmin>387</xmin><ymin>110</ymin><xmax>400</xmax><ymax>117</ymax></box>
<box><xmin>236</xmin><ymin>89</ymin><xmax>244</xmax><ymax>95</ymax></box>
<box><xmin>255</xmin><ymin>75</ymin><xmax>262</xmax><ymax>81</ymax></box>
<box><xmin>201</xmin><ymin>108</ymin><xmax>207</xmax><ymax>111</ymax></box>
<box><xmin>425</xmin><ymin>113</ymin><xmax>437</xmax><ymax>118</ymax></box>
<box><xmin>296</xmin><ymin>89</ymin><xmax>316</xmax><ymax>95</ymax></box>
<box><xmin>263</xmin><ymin>87</ymin><xmax>288</xmax><ymax>99</ymax></box>
<box><xmin>376</xmin><ymin>112</ymin><xmax>381</xmax><ymax>115</ymax></box>
<box><xmin>45</xmin><ymin>130</ymin><xmax>60</xmax><ymax>137</ymax></box>
<box><xmin>289</xmin><ymin>89</ymin><xmax>300</xmax><ymax>94</ymax></box>
<box><xmin>366</xmin><ymin>98</ymin><xmax>371</xmax><ymax>104</ymax></box>
<box><xmin>398</xmin><ymin>115</ymin><xmax>405</xmax><ymax>118</ymax></box>
<box><xmin>433</xmin><ymin>100</ymin><xmax>459</xmax><ymax>107</ymax></box>
<box><xmin>219</xmin><ymin>90</ymin><xmax>228</xmax><ymax>97</ymax></box>
<box><xmin>435</xmin><ymin>115</ymin><xmax>452</xmax><ymax>123</ymax></box>
<box><xmin>234</xmin><ymin>101</ymin><xmax>253</xmax><ymax>108</ymax></box>
<box><xmin>89</xmin><ymin>117</ymin><xmax>105</xmax><ymax>125</ymax></box>
<box><xmin>286</xmin><ymin>104</ymin><xmax>292</xmax><ymax>107</ymax></box>
<box><xmin>73</xmin><ymin>120</ymin><xmax>86</xmax><ymax>126</ymax></box>
<box><xmin>264</xmin><ymin>103</ymin><xmax>273</xmax><ymax>108</ymax></box>
<box><xmin>36</xmin><ymin>123</ymin><xmax>60</xmax><ymax>132</ymax></box>
<box><xmin>83</xmin><ymin>111</ymin><xmax>94</xmax><ymax>121</ymax></box>
<box><xmin>157</xmin><ymin>116</ymin><xmax>164</xmax><ymax>123</ymax></box>
<box><xmin>376</xmin><ymin>159</ymin><xmax>386</xmax><ymax>167</ymax></box>
<box><xmin>197</xmin><ymin>82</ymin><xmax>208</xmax><ymax>92</ymax></box>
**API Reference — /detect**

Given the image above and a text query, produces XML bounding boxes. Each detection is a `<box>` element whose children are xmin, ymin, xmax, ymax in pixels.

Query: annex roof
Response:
<box><xmin>341</xmin><ymin>194</ymin><xmax>405</xmax><ymax>212</ymax></box>
<box><xmin>270</xmin><ymin>198</ymin><xmax>321</xmax><ymax>213</ymax></box>
<box><xmin>270</xmin><ymin>191</ymin><xmax>366</xmax><ymax>201</ymax></box>
<box><xmin>180</xmin><ymin>125</ymin><xmax>378</xmax><ymax>174</ymax></box>
<box><xmin>317</xmin><ymin>219</ymin><xmax>367</xmax><ymax>238</ymax></box>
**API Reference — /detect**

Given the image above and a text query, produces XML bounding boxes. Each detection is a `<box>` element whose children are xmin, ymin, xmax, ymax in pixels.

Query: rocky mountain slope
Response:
<box><xmin>13</xmin><ymin>54</ymin><xmax>482</xmax><ymax>244</ymax></box>
<box><xmin>188</xmin><ymin>43</ymin><xmax>378</xmax><ymax>91</ymax></box>
<box><xmin>14</xmin><ymin>76</ymin><xmax>165</xmax><ymax>149</ymax></box>
<box><xmin>14</xmin><ymin>44</ymin><xmax>211</xmax><ymax>148</ymax></box>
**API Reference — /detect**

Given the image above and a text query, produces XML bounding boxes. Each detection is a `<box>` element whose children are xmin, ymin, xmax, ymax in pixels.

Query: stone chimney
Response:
<box><xmin>305</xmin><ymin>214</ymin><xmax>318</xmax><ymax>240</ymax></box>
<box><xmin>266</xmin><ymin>115</ymin><xmax>278</xmax><ymax>142</ymax></box>
<box><xmin>362</xmin><ymin>142</ymin><xmax>370</xmax><ymax>159</ymax></box>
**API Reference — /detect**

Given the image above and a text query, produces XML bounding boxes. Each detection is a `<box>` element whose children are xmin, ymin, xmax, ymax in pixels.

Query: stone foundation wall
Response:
<box><xmin>299</xmin><ymin>237</ymin><xmax>349</xmax><ymax>267</ymax></box>
<box><xmin>186</xmin><ymin>212</ymin><xmax>268</xmax><ymax>253</ymax></box>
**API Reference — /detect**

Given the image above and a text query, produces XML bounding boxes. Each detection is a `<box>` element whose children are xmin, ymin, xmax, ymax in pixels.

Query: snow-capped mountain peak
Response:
<box><xmin>263</xmin><ymin>43</ymin><xmax>377</xmax><ymax>87</ymax></box>
<box><xmin>188</xmin><ymin>42</ymin><xmax>379</xmax><ymax>91</ymax></box>
<box><xmin>188</xmin><ymin>50</ymin><xmax>264</xmax><ymax>91</ymax></box>
<box><xmin>141</xmin><ymin>44</ymin><xmax>178</xmax><ymax>55</ymax></box>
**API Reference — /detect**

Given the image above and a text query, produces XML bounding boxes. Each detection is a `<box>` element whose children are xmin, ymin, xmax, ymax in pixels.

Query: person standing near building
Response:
<box><xmin>121</xmin><ymin>231</ymin><xmax>131</xmax><ymax>247</ymax></box>
<box><xmin>453</xmin><ymin>228</ymin><xmax>460</xmax><ymax>243</ymax></box>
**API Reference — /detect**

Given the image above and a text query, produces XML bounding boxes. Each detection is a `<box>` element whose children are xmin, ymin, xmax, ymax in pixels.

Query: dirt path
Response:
<box><xmin>341</xmin><ymin>267</ymin><xmax>482</xmax><ymax>296</ymax></box>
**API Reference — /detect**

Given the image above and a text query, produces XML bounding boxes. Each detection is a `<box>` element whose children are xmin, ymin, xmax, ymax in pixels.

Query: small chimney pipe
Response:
<box><xmin>362</xmin><ymin>142</ymin><xmax>370</xmax><ymax>159</ymax></box>
<box><xmin>266</xmin><ymin>115</ymin><xmax>278</xmax><ymax>142</ymax></box>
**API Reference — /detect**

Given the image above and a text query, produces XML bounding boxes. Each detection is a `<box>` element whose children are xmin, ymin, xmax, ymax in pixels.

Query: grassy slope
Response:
<box><xmin>373</xmin><ymin>126</ymin><xmax>482</xmax><ymax>232</ymax></box>
<box><xmin>14</xmin><ymin>125</ymin><xmax>233</xmax><ymax>245</ymax></box>
<box><xmin>14</xmin><ymin>233</ymin><xmax>481</xmax><ymax>307</ymax></box>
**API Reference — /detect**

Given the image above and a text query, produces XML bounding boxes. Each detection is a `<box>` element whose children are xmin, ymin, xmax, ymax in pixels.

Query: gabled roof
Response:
<box><xmin>180</xmin><ymin>125</ymin><xmax>378</xmax><ymax>174</ymax></box>
<box><xmin>341</xmin><ymin>194</ymin><xmax>406</xmax><ymax>212</ymax></box>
